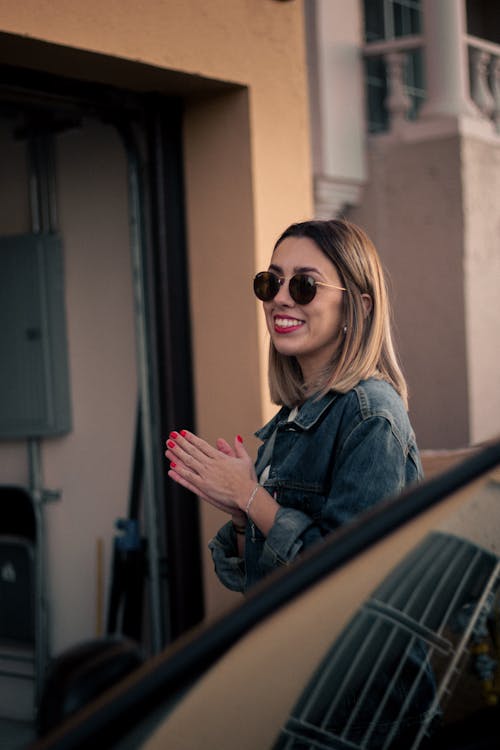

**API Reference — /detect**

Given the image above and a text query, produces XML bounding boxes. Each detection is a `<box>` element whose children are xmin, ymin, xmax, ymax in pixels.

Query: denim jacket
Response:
<box><xmin>209</xmin><ymin>377</ymin><xmax>423</xmax><ymax>593</ymax></box>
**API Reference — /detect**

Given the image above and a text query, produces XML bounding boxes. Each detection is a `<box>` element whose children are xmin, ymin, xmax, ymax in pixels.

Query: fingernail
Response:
<box><xmin>170</xmin><ymin>462</ymin><xmax>176</xmax><ymax>468</ymax></box>
<box><xmin>170</xmin><ymin>431</ymin><xmax>179</xmax><ymax>439</ymax></box>
<box><xmin>167</xmin><ymin>440</ymin><xmax>175</xmax><ymax>449</ymax></box>
<box><xmin>237</xmin><ymin>435</ymin><xmax>243</xmax><ymax>443</ymax></box>
<box><xmin>180</xmin><ymin>430</ymin><xmax>187</xmax><ymax>437</ymax></box>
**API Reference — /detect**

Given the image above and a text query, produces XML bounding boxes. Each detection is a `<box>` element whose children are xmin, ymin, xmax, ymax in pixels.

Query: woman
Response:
<box><xmin>165</xmin><ymin>219</ymin><xmax>422</xmax><ymax>593</ymax></box>
<box><xmin>166</xmin><ymin>219</ymin><xmax>437</xmax><ymax>748</ymax></box>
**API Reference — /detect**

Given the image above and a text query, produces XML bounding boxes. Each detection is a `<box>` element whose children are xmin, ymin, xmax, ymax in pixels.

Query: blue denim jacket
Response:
<box><xmin>209</xmin><ymin>377</ymin><xmax>423</xmax><ymax>592</ymax></box>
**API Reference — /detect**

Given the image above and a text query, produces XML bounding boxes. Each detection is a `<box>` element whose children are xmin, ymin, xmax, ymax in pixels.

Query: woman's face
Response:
<box><xmin>264</xmin><ymin>236</ymin><xmax>345</xmax><ymax>382</ymax></box>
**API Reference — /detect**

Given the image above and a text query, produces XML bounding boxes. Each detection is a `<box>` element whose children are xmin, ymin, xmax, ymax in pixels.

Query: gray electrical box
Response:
<box><xmin>0</xmin><ymin>233</ymin><xmax>72</xmax><ymax>438</ymax></box>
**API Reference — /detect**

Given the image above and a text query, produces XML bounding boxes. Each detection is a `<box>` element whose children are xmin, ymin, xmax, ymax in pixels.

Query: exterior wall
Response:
<box><xmin>183</xmin><ymin>91</ymin><xmax>261</xmax><ymax>618</ymax></box>
<box><xmin>0</xmin><ymin>0</ymin><xmax>313</xmax><ymax>651</ymax></box>
<box><xmin>351</xmin><ymin>134</ymin><xmax>470</xmax><ymax>450</ymax></box>
<box><xmin>462</xmin><ymin>136</ymin><xmax>500</xmax><ymax>444</ymax></box>
<box><xmin>351</xmin><ymin>129</ymin><xmax>500</xmax><ymax>451</ymax></box>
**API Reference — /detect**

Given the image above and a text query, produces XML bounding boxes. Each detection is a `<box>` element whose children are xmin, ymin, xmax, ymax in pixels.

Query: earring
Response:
<box><xmin>342</xmin><ymin>324</ymin><xmax>348</xmax><ymax>335</ymax></box>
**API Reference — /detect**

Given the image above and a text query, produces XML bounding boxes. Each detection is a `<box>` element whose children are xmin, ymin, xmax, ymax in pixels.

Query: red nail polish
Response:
<box><xmin>237</xmin><ymin>435</ymin><xmax>243</xmax><ymax>443</ymax></box>
<box><xmin>180</xmin><ymin>430</ymin><xmax>187</xmax><ymax>437</ymax></box>
<box><xmin>167</xmin><ymin>440</ymin><xmax>175</xmax><ymax>449</ymax></box>
<box><xmin>170</xmin><ymin>462</ymin><xmax>176</xmax><ymax>468</ymax></box>
<box><xmin>170</xmin><ymin>431</ymin><xmax>179</xmax><ymax>439</ymax></box>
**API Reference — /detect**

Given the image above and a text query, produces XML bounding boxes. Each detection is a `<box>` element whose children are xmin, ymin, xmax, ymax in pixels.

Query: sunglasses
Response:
<box><xmin>253</xmin><ymin>271</ymin><xmax>346</xmax><ymax>305</ymax></box>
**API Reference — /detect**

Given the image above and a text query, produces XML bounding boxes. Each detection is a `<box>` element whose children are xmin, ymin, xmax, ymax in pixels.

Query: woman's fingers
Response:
<box><xmin>167</xmin><ymin>453</ymin><xmax>206</xmax><ymax>491</ymax></box>
<box><xmin>166</xmin><ymin>430</ymin><xmax>221</xmax><ymax>474</ymax></box>
<box><xmin>168</xmin><ymin>467</ymin><xmax>203</xmax><ymax>496</ymax></box>
<box><xmin>168</xmin><ymin>467</ymin><xmax>215</xmax><ymax>503</ymax></box>
<box><xmin>176</xmin><ymin>430</ymin><xmax>219</xmax><ymax>459</ymax></box>
<box><xmin>165</xmin><ymin>429</ymin><xmax>252</xmax><ymax>508</ymax></box>
<box><xmin>168</xmin><ymin>467</ymin><xmax>239</xmax><ymax>514</ymax></box>
<box><xmin>167</xmin><ymin>450</ymin><xmax>227</xmax><ymax>500</ymax></box>
<box><xmin>216</xmin><ymin>438</ymin><xmax>234</xmax><ymax>457</ymax></box>
<box><xmin>165</xmin><ymin>440</ymin><xmax>203</xmax><ymax>475</ymax></box>
<box><xmin>233</xmin><ymin>435</ymin><xmax>258</xmax><ymax>481</ymax></box>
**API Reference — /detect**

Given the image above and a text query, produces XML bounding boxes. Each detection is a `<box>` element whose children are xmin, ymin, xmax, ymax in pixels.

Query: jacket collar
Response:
<box><xmin>255</xmin><ymin>390</ymin><xmax>339</xmax><ymax>440</ymax></box>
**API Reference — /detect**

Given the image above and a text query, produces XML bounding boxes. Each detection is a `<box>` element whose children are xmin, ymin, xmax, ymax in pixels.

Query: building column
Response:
<box><xmin>305</xmin><ymin>0</ymin><xmax>366</xmax><ymax>218</ymax></box>
<box><xmin>420</xmin><ymin>0</ymin><xmax>481</xmax><ymax>119</ymax></box>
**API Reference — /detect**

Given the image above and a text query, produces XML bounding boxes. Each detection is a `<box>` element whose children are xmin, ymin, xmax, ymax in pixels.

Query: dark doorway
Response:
<box><xmin>0</xmin><ymin>62</ymin><xmax>204</xmax><ymax>651</ymax></box>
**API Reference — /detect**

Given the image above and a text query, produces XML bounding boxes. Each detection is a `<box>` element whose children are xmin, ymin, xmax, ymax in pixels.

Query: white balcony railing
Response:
<box><xmin>363</xmin><ymin>34</ymin><xmax>500</xmax><ymax>135</ymax></box>
<box><xmin>467</xmin><ymin>34</ymin><xmax>500</xmax><ymax>132</ymax></box>
<box><xmin>363</xmin><ymin>35</ymin><xmax>423</xmax><ymax>133</ymax></box>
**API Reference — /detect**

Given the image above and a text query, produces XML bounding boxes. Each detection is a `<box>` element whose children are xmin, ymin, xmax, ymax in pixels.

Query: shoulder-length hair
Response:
<box><xmin>268</xmin><ymin>219</ymin><xmax>409</xmax><ymax>409</ymax></box>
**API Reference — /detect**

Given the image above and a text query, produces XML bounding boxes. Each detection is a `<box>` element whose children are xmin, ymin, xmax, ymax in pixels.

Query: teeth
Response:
<box><xmin>275</xmin><ymin>317</ymin><xmax>303</xmax><ymax>328</ymax></box>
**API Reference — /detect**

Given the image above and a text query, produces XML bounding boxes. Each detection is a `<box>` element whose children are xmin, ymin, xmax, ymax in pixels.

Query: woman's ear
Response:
<box><xmin>361</xmin><ymin>293</ymin><xmax>373</xmax><ymax>318</ymax></box>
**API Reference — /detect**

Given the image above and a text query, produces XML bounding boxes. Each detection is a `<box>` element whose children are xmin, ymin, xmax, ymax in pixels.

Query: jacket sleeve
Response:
<box><xmin>259</xmin><ymin>415</ymin><xmax>420</xmax><ymax>576</ymax></box>
<box><xmin>208</xmin><ymin>521</ymin><xmax>246</xmax><ymax>592</ymax></box>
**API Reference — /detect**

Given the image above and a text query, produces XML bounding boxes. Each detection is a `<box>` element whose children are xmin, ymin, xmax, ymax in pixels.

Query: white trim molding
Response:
<box><xmin>313</xmin><ymin>175</ymin><xmax>364</xmax><ymax>220</ymax></box>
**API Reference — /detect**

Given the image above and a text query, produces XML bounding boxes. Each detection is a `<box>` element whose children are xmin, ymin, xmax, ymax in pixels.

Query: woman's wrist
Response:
<box><xmin>240</xmin><ymin>482</ymin><xmax>279</xmax><ymax>537</ymax></box>
<box><xmin>245</xmin><ymin>483</ymin><xmax>260</xmax><ymax>517</ymax></box>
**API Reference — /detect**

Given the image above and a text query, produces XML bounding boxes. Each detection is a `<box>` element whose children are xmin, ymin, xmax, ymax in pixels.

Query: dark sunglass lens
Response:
<box><xmin>289</xmin><ymin>274</ymin><xmax>316</xmax><ymax>304</ymax></box>
<box><xmin>254</xmin><ymin>272</ymin><xmax>280</xmax><ymax>301</ymax></box>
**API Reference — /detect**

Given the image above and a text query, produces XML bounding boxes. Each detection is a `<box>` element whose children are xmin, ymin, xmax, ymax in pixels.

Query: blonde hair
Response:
<box><xmin>267</xmin><ymin>219</ymin><xmax>408</xmax><ymax>409</ymax></box>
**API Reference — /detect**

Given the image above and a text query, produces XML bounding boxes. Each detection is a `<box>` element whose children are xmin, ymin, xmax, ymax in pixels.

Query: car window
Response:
<box><xmin>143</xmin><ymin>464</ymin><xmax>500</xmax><ymax>750</ymax></box>
<box><xmin>29</xmin><ymin>447</ymin><xmax>500</xmax><ymax>750</ymax></box>
<box><xmin>273</xmin><ymin>531</ymin><xmax>499</xmax><ymax>749</ymax></box>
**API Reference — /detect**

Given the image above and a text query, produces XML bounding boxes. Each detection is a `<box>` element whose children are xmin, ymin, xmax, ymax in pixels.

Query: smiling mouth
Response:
<box><xmin>274</xmin><ymin>316</ymin><xmax>305</xmax><ymax>333</ymax></box>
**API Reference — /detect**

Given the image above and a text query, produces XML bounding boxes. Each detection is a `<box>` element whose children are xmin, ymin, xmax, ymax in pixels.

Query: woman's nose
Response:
<box><xmin>274</xmin><ymin>278</ymin><xmax>293</xmax><ymax>304</ymax></box>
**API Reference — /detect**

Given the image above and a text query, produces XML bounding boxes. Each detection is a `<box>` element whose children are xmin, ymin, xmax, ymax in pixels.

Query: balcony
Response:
<box><xmin>363</xmin><ymin>33</ymin><xmax>500</xmax><ymax>136</ymax></box>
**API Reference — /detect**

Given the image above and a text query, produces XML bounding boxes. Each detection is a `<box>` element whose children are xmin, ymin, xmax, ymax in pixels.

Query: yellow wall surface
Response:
<box><xmin>0</xmin><ymin>1</ymin><xmax>313</xmax><ymax>625</ymax></box>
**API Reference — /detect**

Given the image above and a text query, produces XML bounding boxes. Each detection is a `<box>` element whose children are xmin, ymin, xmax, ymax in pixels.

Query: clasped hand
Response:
<box><xmin>165</xmin><ymin>430</ymin><xmax>257</xmax><ymax>523</ymax></box>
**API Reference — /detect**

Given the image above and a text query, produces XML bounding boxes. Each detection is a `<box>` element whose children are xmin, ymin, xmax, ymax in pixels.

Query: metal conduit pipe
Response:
<box><xmin>27</xmin><ymin>130</ymin><xmax>57</xmax><ymax>706</ymax></box>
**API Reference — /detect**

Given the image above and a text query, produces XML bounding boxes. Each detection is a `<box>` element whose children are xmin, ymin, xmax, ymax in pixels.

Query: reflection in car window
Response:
<box><xmin>272</xmin><ymin>531</ymin><xmax>500</xmax><ymax>749</ymax></box>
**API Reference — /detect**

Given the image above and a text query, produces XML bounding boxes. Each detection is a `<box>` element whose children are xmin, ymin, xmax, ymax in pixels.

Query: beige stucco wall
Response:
<box><xmin>351</xmin><ymin>134</ymin><xmax>470</xmax><ymax>450</ymax></box>
<box><xmin>351</xmin><ymin>130</ymin><xmax>500</xmax><ymax>451</ymax></box>
<box><xmin>182</xmin><ymin>90</ymin><xmax>262</xmax><ymax>617</ymax></box>
<box><xmin>0</xmin><ymin>0</ymin><xmax>313</xmax><ymax>646</ymax></box>
<box><xmin>462</xmin><ymin>136</ymin><xmax>500</xmax><ymax>445</ymax></box>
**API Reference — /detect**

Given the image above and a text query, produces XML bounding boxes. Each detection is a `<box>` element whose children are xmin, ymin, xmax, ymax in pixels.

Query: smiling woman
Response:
<box><xmin>164</xmin><ymin>218</ymin><xmax>431</xmax><ymax>743</ymax></box>
<box><xmin>165</xmin><ymin>218</ymin><xmax>418</xmax><ymax>587</ymax></box>
<box><xmin>262</xmin><ymin>237</ymin><xmax>351</xmax><ymax>385</ymax></box>
<box><xmin>265</xmin><ymin>220</ymin><xmax>406</xmax><ymax>407</ymax></box>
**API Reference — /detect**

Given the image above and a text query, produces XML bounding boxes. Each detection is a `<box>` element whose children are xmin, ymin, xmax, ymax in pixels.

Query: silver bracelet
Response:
<box><xmin>245</xmin><ymin>484</ymin><xmax>259</xmax><ymax>517</ymax></box>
